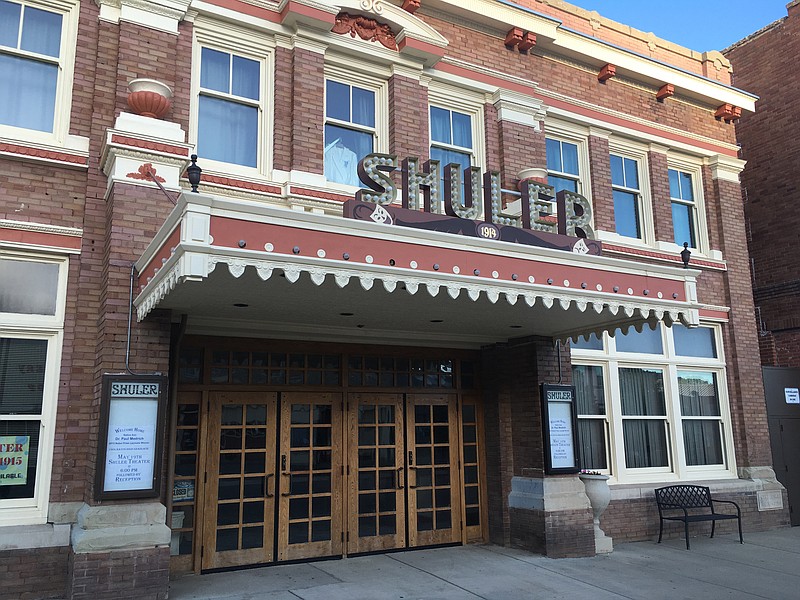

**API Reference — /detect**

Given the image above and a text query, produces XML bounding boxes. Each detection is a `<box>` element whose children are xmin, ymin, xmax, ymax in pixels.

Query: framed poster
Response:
<box><xmin>541</xmin><ymin>383</ymin><xmax>581</xmax><ymax>475</ymax></box>
<box><xmin>95</xmin><ymin>374</ymin><xmax>167</xmax><ymax>500</ymax></box>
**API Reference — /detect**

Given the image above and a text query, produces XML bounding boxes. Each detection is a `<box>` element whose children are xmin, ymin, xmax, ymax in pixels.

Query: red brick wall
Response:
<box><xmin>420</xmin><ymin>14</ymin><xmax>737</xmax><ymax>144</ymax></box>
<box><xmin>648</xmin><ymin>151</ymin><xmax>674</xmax><ymax>243</ymax></box>
<box><xmin>389</xmin><ymin>74</ymin><xmax>429</xmax><ymax>161</ymax></box>
<box><xmin>0</xmin><ymin>547</ymin><xmax>69</xmax><ymax>600</ymax></box>
<box><xmin>497</xmin><ymin>120</ymin><xmax>542</xmax><ymax>190</ymax></box>
<box><xmin>273</xmin><ymin>46</ymin><xmax>293</xmax><ymax>173</ymax></box>
<box><xmin>290</xmin><ymin>48</ymin><xmax>325</xmax><ymax>174</ymax></box>
<box><xmin>708</xmin><ymin>176</ymin><xmax>773</xmax><ymax>467</ymax></box>
<box><xmin>725</xmin><ymin>5</ymin><xmax>800</xmax><ymax>368</ymax></box>
<box><xmin>67</xmin><ymin>547</ymin><xmax>169</xmax><ymax>600</ymax></box>
<box><xmin>587</xmin><ymin>135</ymin><xmax>614</xmax><ymax>232</ymax></box>
<box><xmin>602</xmin><ymin>489</ymin><xmax>790</xmax><ymax>543</ymax></box>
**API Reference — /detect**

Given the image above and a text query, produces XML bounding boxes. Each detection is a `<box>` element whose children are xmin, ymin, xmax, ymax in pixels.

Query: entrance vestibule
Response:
<box><xmin>168</xmin><ymin>341</ymin><xmax>487</xmax><ymax>572</ymax></box>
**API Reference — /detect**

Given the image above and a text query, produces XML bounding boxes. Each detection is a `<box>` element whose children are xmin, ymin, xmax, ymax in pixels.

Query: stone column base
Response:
<box><xmin>507</xmin><ymin>475</ymin><xmax>595</xmax><ymax>558</ymax></box>
<box><xmin>67</xmin><ymin>502</ymin><xmax>170</xmax><ymax>600</ymax></box>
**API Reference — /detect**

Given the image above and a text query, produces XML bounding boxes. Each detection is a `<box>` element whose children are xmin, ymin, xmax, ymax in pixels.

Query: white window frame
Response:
<box><xmin>664</xmin><ymin>156</ymin><xmax>711</xmax><ymax>257</ymax></box>
<box><xmin>0</xmin><ymin>0</ymin><xmax>79</xmax><ymax>146</ymax></box>
<box><xmin>604</xmin><ymin>140</ymin><xmax>654</xmax><ymax>246</ymax></box>
<box><xmin>0</xmin><ymin>250</ymin><xmax>67</xmax><ymax>525</ymax></box>
<box><xmin>543</xmin><ymin>121</ymin><xmax>592</xmax><ymax>201</ymax></box>
<box><xmin>571</xmin><ymin>323</ymin><xmax>736</xmax><ymax>485</ymax></box>
<box><xmin>190</xmin><ymin>19</ymin><xmax>275</xmax><ymax>179</ymax></box>
<box><xmin>323</xmin><ymin>62</ymin><xmax>388</xmax><ymax>192</ymax></box>
<box><xmin>425</xmin><ymin>82</ymin><xmax>485</xmax><ymax>214</ymax></box>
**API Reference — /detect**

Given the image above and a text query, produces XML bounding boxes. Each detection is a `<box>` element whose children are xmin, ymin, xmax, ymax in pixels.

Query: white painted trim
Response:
<box><xmin>705</xmin><ymin>155</ymin><xmax>746</xmax><ymax>183</ymax></box>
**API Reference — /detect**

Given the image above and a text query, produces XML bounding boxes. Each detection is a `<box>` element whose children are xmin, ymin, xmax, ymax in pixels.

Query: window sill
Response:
<box><xmin>0</xmin><ymin>522</ymin><xmax>70</xmax><ymax>551</ymax></box>
<box><xmin>0</xmin><ymin>133</ymin><xmax>90</xmax><ymax>169</ymax></box>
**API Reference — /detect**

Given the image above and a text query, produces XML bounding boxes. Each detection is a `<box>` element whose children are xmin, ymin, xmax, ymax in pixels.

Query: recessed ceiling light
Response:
<box><xmin>510</xmin><ymin>325</ymin><xmax>522</xmax><ymax>328</ymax></box>
<box><xmin>340</xmin><ymin>312</ymin><xmax>354</xmax><ymax>316</ymax></box>
<box><xmin>233</xmin><ymin>303</ymin><xmax>249</xmax><ymax>308</ymax></box>
<box><xmin>430</xmin><ymin>319</ymin><xmax>444</xmax><ymax>323</ymax></box>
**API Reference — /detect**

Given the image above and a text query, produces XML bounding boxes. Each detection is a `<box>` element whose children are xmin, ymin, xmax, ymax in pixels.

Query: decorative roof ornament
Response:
<box><xmin>359</xmin><ymin>0</ymin><xmax>384</xmax><ymax>14</ymax></box>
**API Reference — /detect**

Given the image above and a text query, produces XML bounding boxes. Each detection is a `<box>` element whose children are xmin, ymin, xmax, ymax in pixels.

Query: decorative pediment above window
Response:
<box><xmin>330</xmin><ymin>0</ymin><xmax>448</xmax><ymax>66</ymax></box>
<box><xmin>333</xmin><ymin>13</ymin><xmax>398</xmax><ymax>50</ymax></box>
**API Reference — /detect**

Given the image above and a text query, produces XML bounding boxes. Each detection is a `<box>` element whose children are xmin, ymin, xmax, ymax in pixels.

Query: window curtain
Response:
<box><xmin>620</xmin><ymin>368</ymin><xmax>668</xmax><ymax>468</ymax></box>
<box><xmin>198</xmin><ymin>95</ymin><xmax>257</xmax><ymax>167</ymax></box>
<box><xmin>0</xmin><ymin>54</ymin><xmax>57</xmax><ymax>132</ymax></box>
<box><xmin>573</xmin><ymin>365</ymin><xmax>607</xmax><ymax>469</ymax></box>
<box><xmin>679</xmin><ymin>371</ymin><xmax>723</xmax><ymax>465</ymax></box>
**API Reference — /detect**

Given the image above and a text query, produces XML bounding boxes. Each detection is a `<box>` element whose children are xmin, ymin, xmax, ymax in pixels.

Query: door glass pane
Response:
<box><xmin>241</xmin><ymin>526</ymin><xmax>263</xmax><ymax>549</ymax></box>
<box><xmin>216</xmin><ymin>529</ymin><xmax>238</xmax><ymax>552</ymax></box>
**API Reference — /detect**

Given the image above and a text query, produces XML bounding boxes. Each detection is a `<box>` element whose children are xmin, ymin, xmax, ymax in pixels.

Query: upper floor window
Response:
<box><xmin>610</xmin><ymin>153</ymin><xmax>643</xmax><ymax>239</ymax></box>
<box><xmin>669</xmin><ymin>168</ymin><xmax>697</xmax><ymax>248</ymax></box>
<box><xmin>197</xmin><ymin>47</ymin><xmax>261</xmax><ymax>168</ymax></box>
<box><xmin>546</xmin><ymin>138</ymin><xmax>580</xmax><ymax>193</ymax></box>
<box><xmin>430</xmin><ymin>105</ymin><xmax>473</xmax><ymax>176</ymax></box>
<box><xmin>324</xmin><ymin>79</ymin><xmax>375</xmax><ymax>186</ymax></box>
<box><xmin>0</xmin><ymin>0</ymin><xmax>68</xmax><ymax>134</ymax></box>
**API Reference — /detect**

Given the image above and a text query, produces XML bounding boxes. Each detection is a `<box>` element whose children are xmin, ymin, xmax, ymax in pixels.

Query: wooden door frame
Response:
<box><xmin>200</xmin><ymin>391</ymin><xmax>278</xmax><ymax>570</ymax></box>
<box><xmin>405</xmin><ymin>393</ymin><xmax>463</xmax><ymax>548</ymax></box>
<box><xmin>346</xmin><ymin>392</ymin><xmax>406</xmax><ymax>554</ymax></box>
<box><xmin>277</xmin><ymin>391</ymin><xmax>345</xmax><ymax>561</ymax></box>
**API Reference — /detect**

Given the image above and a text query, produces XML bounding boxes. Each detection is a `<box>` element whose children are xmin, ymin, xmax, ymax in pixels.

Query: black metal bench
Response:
<box><xmin>654</xmin><ymin>485</ymin><xmax>743</xmax><ymax>549</ymax></box>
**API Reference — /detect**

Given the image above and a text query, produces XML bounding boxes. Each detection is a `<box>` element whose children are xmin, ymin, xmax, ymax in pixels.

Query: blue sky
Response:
<box><xmin>571</xmin><ymin>1</ymin><xmax>789</xmax><ymax>52</ymax></box>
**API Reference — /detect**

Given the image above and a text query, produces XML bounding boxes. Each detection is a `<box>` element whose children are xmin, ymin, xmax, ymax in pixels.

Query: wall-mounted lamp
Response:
<box><xmin>187</xmin><ymin>154</ymin><xmax>202</xmax><ymax>193</ymax></box>
<box><xmin>680</xmin><ymin>242</ymin><xmax>691</xmax><ymax>269</ymax></box>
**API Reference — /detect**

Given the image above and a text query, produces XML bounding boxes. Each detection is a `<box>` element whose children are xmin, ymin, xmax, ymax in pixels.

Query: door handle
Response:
<box><xmin>280</xmin><ymin>472</ymin><xmax>291</xmax><ymax>497</ymax></box>
<box><xmin>408</xmin><ymin>465</ymin><xmax>417</xmax><ymax>489</ymax></box>
<box><xmin>396</xmin><ymin>466</ymin><xmax>404</xmax><ymax>490</ymax></box>
<box><xmin>264</xmin><ymin>473</ymin><xmax>274</xmax><ymax>498</ymax></box>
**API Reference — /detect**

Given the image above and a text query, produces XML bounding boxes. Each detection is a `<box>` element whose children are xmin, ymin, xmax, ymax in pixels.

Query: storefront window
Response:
<box><xmin>572</xmin><ymin>324</ymin><xmax>734</xmax><ymax>482</ymax></box>
<box><xmin>0</xmin><ymin>253</ymin><xmax>65</xmax><ymax>524</ymax></box>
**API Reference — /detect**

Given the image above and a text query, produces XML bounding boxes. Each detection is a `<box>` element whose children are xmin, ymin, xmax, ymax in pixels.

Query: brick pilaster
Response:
<box><xmin>588</xmin><ymin>135</ymin><xmax>614</xmax><ymax>232</ymax></box>
<box><xmin>648</xmin><ymin>150</ymin><xmax>674</xmax><ymax>243</ymax></box>
<box><xmin>289</xmin><ymin>47</ymin><xmax>325</xmax><ymax>174</ymax></box>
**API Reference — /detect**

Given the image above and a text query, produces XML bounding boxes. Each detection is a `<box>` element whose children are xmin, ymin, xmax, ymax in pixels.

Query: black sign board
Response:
<box><xmin>95</xmin><ymin>374</ymin><xmax>167</xmax><ymax>500</ymax></box>
<box><xmin>541</xmin><ymin>383</ymin><xmax>581</xmax><ymax>475</ymax></box>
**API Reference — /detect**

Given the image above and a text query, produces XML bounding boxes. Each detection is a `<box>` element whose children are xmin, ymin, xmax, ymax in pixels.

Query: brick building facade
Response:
<box><xmin>0</xmin><ymin>0</ymin><xmax>789</xmax><ymax>598</ymax></box>
<box><xmin>724</xmin><ymin>0</ymin><xmax>800</xmax><ymax>525</ymax></box>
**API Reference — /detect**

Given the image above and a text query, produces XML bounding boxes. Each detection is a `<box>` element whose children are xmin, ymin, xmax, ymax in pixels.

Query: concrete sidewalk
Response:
<box><xmin>169</xmin><ymin>527</ymin><xmax>800</xmax><ymax>600</ymax></box>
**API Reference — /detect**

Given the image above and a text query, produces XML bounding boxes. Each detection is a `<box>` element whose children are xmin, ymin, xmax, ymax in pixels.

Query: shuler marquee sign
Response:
<box><xmin>345</xmin><ymin>154</ymin><xmax>601</xmax><ymax>255</ymax></box>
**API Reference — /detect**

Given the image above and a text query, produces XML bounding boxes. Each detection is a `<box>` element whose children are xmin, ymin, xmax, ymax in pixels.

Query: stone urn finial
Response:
<box><xmin>127</xmin><ymin>78</ymin><xmax>173</xmax><ymax>119</ymax></box>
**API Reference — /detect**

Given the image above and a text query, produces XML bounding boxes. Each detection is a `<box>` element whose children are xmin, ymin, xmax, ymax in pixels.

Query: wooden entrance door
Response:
<box><xmin>277</xmin><ymin>392</ymin><xmax>344</xmax><ymax>560</ymax></box>
<box><xmin>201</xmin><ymin>392</ymin><xmax>278</xmax><ymax>570</ymax></box>
<box><xmin>406</xmin><ymin>394</ymin><xmax>462</xmax><ymax>547</ymax></box>
<box><xmin>346</xmin><ymin>393</ymin><xmax>406</xmax><ymax>554</ymax></box>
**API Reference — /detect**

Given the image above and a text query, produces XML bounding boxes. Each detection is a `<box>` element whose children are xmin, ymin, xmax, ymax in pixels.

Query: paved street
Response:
<box><xmin>169</xmin><ymin>527</ymin><xmax>800</xmax><ymax>599</ymax></box>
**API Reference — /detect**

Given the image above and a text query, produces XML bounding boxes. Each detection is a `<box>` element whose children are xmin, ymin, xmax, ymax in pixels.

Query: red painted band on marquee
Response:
<box><xmin>137</xmin><ymin>226</ymin><xmax>182</xmax><ymax>289</ymax></box>
<box><xmin>165</xmin><ymin>215</ymin><xmax>690</xmax><ymax>302</ymax></box>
